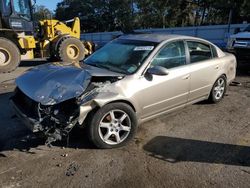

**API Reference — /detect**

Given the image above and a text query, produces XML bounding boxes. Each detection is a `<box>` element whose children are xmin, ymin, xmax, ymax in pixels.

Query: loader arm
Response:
<box><xmin>39</xmin><ymin>17</ymin><xmax>81</xmax><ymax>41</ymax></box>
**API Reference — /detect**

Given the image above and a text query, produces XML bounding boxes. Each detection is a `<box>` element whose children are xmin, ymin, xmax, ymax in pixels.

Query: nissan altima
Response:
<box><xmin>11</xmin><ymin>34</ymin><xmax>236</xmax><ymax>148</ymax></box>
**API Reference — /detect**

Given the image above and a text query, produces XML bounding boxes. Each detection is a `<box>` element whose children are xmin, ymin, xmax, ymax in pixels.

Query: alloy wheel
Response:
<box><xmin>98</xmin><ymin>109</ymin><xmax>131</xmax><ymax>145</ymax></box>
<box><xmin>213</xmin><ymin>77</ymin><xmax>226</xmax><ymax>100</ymax></box>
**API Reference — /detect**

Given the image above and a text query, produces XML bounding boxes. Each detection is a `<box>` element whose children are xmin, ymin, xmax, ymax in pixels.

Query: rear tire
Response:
<box><xmin>208</xmin><ymin>75</ymin><xmax>227</xmax><ymax>103</ymax></box>
<box><xmin>57</xmin><ymin>37</ymin><xmax>85</xmax><ymax>64</ymax></box>
<box><xmin>0</xmin><ymin>38</ymin><xmax>20</xmax><ymax>73</ymax></box>
<box><xmin>88</xmin><ymin>103</ymin><xmax>138</xmax><ymax>149</ymax></box>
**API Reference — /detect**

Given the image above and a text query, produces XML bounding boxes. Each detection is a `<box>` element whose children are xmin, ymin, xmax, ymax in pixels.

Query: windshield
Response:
<box><xmin>0</xmin><ymin>0</ymin><xmax>11</xmax><ymax>15</ymax></box>
<box><xmin>13</xmin><ymin>0</ymin><xmax>31</xmax><ymax>20</ymax></box>
<box><xmin>244</xmin><ymin>25</ymin><xmax>250</xmax><ymax>32</ymax></box>
<box><xmin>84</xmin><ymin>39</ymin><xmax>158</xmax><ymax>74</ymax></box>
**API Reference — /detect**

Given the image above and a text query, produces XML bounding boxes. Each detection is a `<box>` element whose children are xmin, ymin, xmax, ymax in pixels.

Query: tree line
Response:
<box><xmin>34</xmin><ymin>0</ymin><xmax>250</xmax><ymax>33</ymax></box>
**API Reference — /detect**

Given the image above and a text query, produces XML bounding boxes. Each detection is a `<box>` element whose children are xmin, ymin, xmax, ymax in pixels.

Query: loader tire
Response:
<box><xmin>57</xmin><ymin>37</ymin><xmax>85</xmax><ymax>64</ymax></box>
<box><xmin>0</xmin><ymin>38</ymin><xmax>20</xmax><ymax>73</ymax></box>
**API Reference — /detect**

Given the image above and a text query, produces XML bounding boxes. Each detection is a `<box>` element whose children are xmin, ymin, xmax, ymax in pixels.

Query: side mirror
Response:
<box><xmin>146</xmin><ymin>66</ymin><xmax>169</xmax><ymax>76</ymax></box>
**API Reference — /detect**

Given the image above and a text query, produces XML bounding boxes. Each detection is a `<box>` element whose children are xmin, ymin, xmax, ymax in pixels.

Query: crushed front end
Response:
<box><xmin>11</xmin><ymin>87</ymin><xmax>81</xmax><ymax>145</ymax></box>
<box><xmin>10</xmin><ymin>64</ymin><xmax>123</xmax><ymax>146</ymax></box>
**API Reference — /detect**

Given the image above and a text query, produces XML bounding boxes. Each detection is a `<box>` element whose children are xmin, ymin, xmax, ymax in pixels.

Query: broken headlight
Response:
<box><xmin>77</xmin><ymin>90</ymin><xmax>97</xmax><ymax>104</ymax></box>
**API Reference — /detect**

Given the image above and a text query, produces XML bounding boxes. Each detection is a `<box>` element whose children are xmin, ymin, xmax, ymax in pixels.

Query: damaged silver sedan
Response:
<box><xmin>11</xmin><ymin>34</ymin><xmax>236</xmax><ymax>148</ymax></box>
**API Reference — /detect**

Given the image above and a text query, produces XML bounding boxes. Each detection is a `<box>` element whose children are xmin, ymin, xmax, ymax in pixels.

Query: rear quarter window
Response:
<box><xmin>211</xmin><ymin>45</ymin><xmax>218</xmax><ymax>58</ymax></box>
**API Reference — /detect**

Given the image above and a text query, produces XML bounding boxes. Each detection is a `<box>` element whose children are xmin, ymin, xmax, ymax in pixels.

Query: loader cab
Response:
<box><xmin>0</xmin><ymin>0</ymin><xmax>33</xmax><ymax>33</ymax></box>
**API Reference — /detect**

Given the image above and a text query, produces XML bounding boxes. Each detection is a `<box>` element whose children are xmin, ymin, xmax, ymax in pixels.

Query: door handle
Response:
<box><xmin>182</xmin><ymin>74</ymin><xmax>190</xmax><ymax>80</ymax></box>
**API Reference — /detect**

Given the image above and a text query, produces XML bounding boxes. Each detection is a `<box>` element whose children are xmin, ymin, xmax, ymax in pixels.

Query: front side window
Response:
<box><xmin>84</xmin><ymin>39</ymin><xmax>158</xmax><ymax>74</ymax></box>
<box><xmin>187</xmin><ymin>41</ymin><xmax>212</xmax><ymax>63</ymax></box>
<box><xmin>151</xmin><ymin>41</ymin><xmax>186</xmax><ymax>69</ymax></box>
<box><xmin>13</xmin><ymin>0</ymin><xmax>31</xmax><ymax>20</ymax></box>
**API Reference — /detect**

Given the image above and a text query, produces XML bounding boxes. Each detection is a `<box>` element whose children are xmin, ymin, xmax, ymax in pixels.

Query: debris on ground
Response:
<box><xmin>230</xmin><ymin>81</ymin><xmax>242</xmax><ymax>86</ymax></box>
<box><xmin>0</xmin><ymin>153</ymin><xmax>7</xmax><ymax>158</ymax></box>
<box><xmin>65</xmin><ymin>162</ymin><xmax>80</xmax><ymax>176</ymax></box>
<box><xmin>61</xmin><ymin>154</ymin><xmax>68</xmax><ymax>157</ymax></box>
<box><xmin>241</xmin><ymin>169</ymin><xmax>250</xmax><ymax>175</ymax></box>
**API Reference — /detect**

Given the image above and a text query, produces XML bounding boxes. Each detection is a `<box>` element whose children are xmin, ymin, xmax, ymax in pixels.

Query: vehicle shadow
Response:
<box><xmin>0</xmin><ymin>92</ymin><xmax>95</xmax><ymax>154</ymax></box>
<box><xmin>143</xmin><ymin>136</ymin><xmax>250</xmax><ymax>167</ymax></box>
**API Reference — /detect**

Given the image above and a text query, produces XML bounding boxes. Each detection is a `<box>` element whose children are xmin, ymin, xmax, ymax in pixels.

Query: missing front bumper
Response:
<box><xmin>10</xmin><ymin>100</ymin><xmax>41</xmax><ymax>132</ymax></box>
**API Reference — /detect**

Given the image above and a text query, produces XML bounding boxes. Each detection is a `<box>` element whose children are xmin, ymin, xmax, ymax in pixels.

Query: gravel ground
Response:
<box><xmin>0</xmin><ymin>61</ymin><xmax>250</xmax><ymax>188</ymax></box>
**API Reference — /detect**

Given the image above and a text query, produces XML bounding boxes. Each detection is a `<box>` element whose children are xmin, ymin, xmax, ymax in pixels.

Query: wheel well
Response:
<box><xmin>221</xmin><ymin>74</ymin><xmax>227</xmax><ymax>79</ymax></box>
<box><xmin>220</xmin><ymin>74</ymin><xmax>227</xmax><ymax>82</ymax></box>
<box><xmin>105</xmin><ymin>100</ymin><xmax>136</xmax><ymax>112</ymax></box>
<box><xmin>214</xmin><ymin>74</ymin><xmax>227</xmax><ymax>86</ymax></box>
<box><xmin>81</xmin><ymin>100</ymin><xmax>136</xmax><ymax>127</ymax></box>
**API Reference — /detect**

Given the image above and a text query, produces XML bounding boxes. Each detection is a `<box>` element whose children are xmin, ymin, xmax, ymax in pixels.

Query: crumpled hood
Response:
<box><xmin>16</xmin><ymin>64</ymin><xmax>92</xmax><ymax>105</ymax></box>
<box><xmin>16</xmin><ymin>64</ymin><xmax>124</xmax><ymax>105</ymax></box>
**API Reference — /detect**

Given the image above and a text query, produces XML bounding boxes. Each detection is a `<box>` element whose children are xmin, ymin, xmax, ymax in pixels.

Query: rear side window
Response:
<box><xmin>187</xmin><ymin>41</ymin><xmax>212</xmax><ymax>63</ymax></box>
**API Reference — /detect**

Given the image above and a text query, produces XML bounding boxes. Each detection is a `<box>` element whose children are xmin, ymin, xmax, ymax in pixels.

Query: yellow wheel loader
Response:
<box><xmin>0</xmin><ymin>0</ymin><xmax>93</xmax><ymax>73</ymax></box>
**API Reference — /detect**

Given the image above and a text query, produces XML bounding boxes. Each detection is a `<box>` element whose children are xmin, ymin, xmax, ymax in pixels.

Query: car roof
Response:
<box><xmin>118</xmin><ymin>33</ymin><xmax>200</xmax><ymax>43</ymax></box>
<box><xmin>118</xmin><ymin>33</ymin><xmax>226</xmax><ymax>58</ymax></box>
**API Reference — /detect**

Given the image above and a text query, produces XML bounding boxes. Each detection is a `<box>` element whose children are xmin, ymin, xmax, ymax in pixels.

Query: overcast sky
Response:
<box><xmin>36</xmin><ymin>0</ymin><xmax>62</xmax><ymax>11</ymax></box>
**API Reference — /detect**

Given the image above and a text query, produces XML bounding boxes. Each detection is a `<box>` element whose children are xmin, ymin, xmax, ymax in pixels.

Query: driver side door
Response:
<box><xmin>135</xmin><ymin>40</ymin><xmax>191</xmax><ymax>120</ymax></box>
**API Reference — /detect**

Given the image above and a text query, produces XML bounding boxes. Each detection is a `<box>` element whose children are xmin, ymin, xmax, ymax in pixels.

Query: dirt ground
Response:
<box><xmin>0</xmin><ymin>61</ymin><xmax>250</xmax><ymax>188</ymax></box>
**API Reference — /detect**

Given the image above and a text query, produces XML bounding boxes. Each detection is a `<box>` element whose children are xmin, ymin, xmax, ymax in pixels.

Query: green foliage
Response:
<box><xmin>33</xmin><ymin>5</ymin><xmax>53</xmax><ymax>22</ymax></box>
<box><xmin>54</xmin><ymin>0</ymin><xmax>250</xmax><ymax>32</ymax></box>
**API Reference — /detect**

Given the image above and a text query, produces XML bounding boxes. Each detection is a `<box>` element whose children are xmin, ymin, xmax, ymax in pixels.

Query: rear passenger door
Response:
<box><xmin>186</xmin><ymin>41</ymin><xmax>219</xmax><ymax>102</ymax></box>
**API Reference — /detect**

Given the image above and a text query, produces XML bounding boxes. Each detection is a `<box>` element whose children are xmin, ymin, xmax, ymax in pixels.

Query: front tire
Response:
<box><xmin>88</xmin><ymin>103</ymin><xmax>137</xmax><ymax>149</ymax></box>
<box><xmin>208</xmin><ymin>75</ymin><xmax>227</xmax><ymax>103</ymax></box>
<box><xmin>57</xmin><ymin>37</ymin><xmax>85</xmax><ymax>64</ymax></box>
<box><xmin>0</xmin><ymin>38</ymin><xmax>20</xmax><ymax>73</ymax></box>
